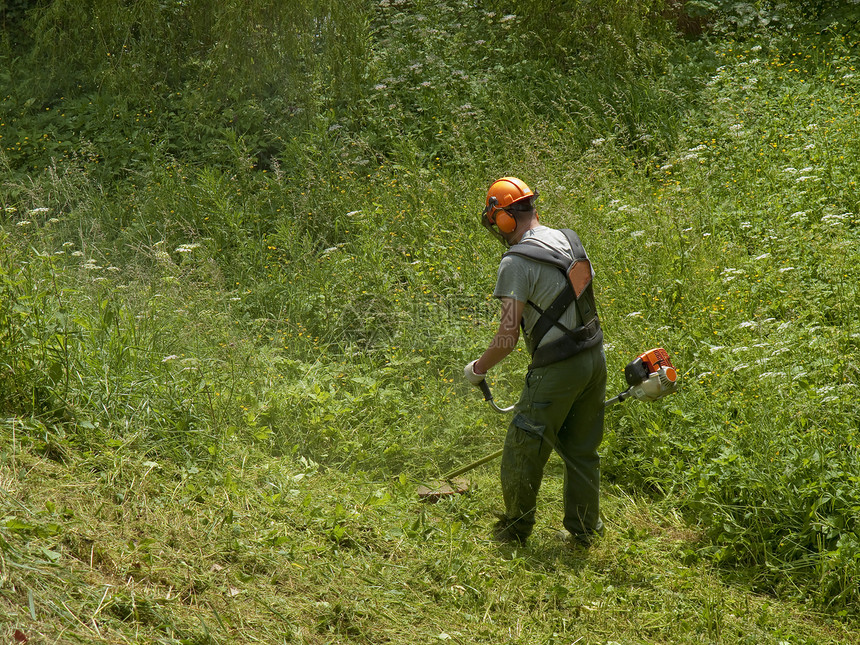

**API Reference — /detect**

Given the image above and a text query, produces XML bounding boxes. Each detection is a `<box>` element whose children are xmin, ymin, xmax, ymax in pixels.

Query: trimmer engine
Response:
<box><xmin>621</xmin><ymin>347</ymin><xmax>679</xmax><ymax>402</ymax></box>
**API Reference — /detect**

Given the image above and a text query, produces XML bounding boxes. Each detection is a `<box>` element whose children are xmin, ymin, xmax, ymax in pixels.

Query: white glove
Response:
<box><xmin>463</xmin><ymin>360</ymin><xmax>486</xmax><ymax>385</ymax></box>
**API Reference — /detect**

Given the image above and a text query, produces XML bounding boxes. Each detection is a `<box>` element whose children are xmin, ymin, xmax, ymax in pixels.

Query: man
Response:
<box><xmin>464</xmin><ymin>176</ymin><xmax>606</xmax><ymax>546</ymax></box>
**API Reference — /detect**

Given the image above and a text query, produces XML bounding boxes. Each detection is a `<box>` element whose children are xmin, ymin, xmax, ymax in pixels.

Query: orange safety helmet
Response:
<box><xmin>482</xmin><ymin>177</ymin><xmax>538</xmax><ymax>235</ymax></box>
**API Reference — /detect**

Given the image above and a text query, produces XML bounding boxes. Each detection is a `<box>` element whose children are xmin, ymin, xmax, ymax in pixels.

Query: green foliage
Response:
<box><xmin>685</xmin><ymin>0</ymin><xmax>860</xmax><ymax>33</ymax></box>
<box><xmin>1</xmin><ymin>0</ymin><xmax>373</xmax><ymax>186</ymax></box>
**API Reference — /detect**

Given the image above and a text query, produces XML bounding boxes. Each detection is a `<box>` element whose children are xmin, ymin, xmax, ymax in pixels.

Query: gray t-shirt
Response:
<box><xmin>493</xmin><ymin>226</ymin><xmax>582</xmax><ymax>354</ymax></box>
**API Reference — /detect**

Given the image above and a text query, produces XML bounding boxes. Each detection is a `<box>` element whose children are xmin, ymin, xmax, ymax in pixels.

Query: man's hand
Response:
<box><xmin>463</xmin><ymin>359</ymin><xmax>486</xmax><ymax>385</ymax></box>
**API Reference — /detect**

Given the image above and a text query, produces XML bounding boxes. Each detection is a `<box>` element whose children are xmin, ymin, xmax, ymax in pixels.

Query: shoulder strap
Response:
<box><xmin>504</xmin><ymin>238</ymin><xmax>571</xmax><ymax>272</ymax></box>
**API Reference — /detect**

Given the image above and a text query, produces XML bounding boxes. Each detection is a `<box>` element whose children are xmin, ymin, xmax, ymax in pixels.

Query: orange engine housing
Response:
<box><xmin>639</xmin><ymin>347</ymin><xmax>674</xmax><ymax>373</ymax></box>
<box><xmin>624</xmin><ymin>347</ymin><xmax>677</xmax><ymax>387</ymax></box>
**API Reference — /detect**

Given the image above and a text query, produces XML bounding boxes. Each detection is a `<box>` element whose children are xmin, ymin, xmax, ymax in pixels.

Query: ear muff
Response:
<box><xmin>482</xmin><ymin>194</ymin><xmax>517</xmax><ymax>234</ymax></box>
<box><xmin>495</xmin><ymin>209</ymin><xmax>517</xmax><ymax>234</ymax></box>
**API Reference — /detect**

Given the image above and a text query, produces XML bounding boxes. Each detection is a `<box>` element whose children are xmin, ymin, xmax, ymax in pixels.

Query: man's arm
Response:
<box><xmin>473</xmin><ymin>297</ymin><xmax>525</xmax><ymax>374</ymax></box>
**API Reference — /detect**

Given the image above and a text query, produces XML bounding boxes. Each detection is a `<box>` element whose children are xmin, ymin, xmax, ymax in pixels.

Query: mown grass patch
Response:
<box><xmin>2</xmin><ymin>439</ymin><xmax>857</xmax><ymax>644</ymax></box>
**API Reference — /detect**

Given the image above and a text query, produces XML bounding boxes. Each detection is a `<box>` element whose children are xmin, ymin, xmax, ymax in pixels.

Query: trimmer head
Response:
<box><xmin>416</xmin><ymin>477</ymin><xmax>470</xmax><ymax>502</ymax></box>
<box><xmin>416</xmin><ymin>449</ymin><xmax>504</xmax><ymax>502</ymax></box>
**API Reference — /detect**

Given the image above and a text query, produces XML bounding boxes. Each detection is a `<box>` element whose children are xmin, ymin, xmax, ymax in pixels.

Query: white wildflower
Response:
<box><xmin>821</xmin><ymin>212</ymin><xmax>850</xmax><ymax>227</ymax></box>
<box><xmin>16</xmin><ymin>220</ymin><xmax>32</xmax><ymax>227</ymax></box>
<box><xmin>626</xmin><ymin>311</ymin><xmax>643</xmax><ymax>318</ymax></box>
<box><xmin>754</xmin><ymin>253</ymin><xmax>770</xmax><ymax>260</ymax></box>
<box><xmin>779</xmin><ymin>266</ymin><xmax>795</xmax><ymax>272</ymax></box>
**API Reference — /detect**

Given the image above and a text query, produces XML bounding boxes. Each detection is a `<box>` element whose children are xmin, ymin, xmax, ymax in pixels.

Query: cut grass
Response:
<box><xmin>1</xmin><ymin>440</ymin><xmax>856</xmax><ymax>644</ymax></box>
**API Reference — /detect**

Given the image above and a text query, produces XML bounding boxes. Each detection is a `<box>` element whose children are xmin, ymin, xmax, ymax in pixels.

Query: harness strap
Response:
<box><xmin>527</xmin><ymin>284</ymin><xmax>576</xmax><ymax>349</ymax></box>
<box><xmin>530</xmin><ymin>317</ymin><xmax>603</xmax><ymax>370</ymax></box>
<box><xmin>505</xmin><ymin>229</ymin><xmax>599</xmax><ymax>351</ymax></box>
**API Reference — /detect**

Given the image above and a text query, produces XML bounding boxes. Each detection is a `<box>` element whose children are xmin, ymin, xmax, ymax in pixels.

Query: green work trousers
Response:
<box><xmin>499</xmin><ymin>343</ymin><xmax>606</xmax><ymax>542</ymax></box>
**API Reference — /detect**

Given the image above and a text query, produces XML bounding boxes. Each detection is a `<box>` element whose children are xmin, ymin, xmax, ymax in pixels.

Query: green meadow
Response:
<box><xmin>2</xmin><ymin>1</ymin><xmax>860</xmax><ymax>642</ymax></box>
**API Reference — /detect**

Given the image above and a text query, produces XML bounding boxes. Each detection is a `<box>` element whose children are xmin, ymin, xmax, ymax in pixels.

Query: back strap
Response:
<box><xmin>529</xmin><ymin>317</ymin><xmax>603</xmax><ymax>370</ymax></box>
<box><xmin>504</xmin><ymin>229</ymin><xmax>598</xmax><ymax>349</ymax></box>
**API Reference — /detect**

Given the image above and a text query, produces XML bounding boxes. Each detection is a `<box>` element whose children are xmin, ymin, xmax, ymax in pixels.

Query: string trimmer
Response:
<box><xmin>417</xmin><ymin>348</ymin><xmax>679</xmax><ymax>501</ymax></box>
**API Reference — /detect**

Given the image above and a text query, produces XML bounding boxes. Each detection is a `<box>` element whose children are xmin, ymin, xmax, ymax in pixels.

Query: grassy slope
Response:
<box><xmin>3</xmin><ymin>1</ymin><xmax>860</xmax><ymax>643</ymax></box>
<box><xmin>1</xmin><ymin>446</ymin><xmax>857</xmax><ymax>644</ymax></box>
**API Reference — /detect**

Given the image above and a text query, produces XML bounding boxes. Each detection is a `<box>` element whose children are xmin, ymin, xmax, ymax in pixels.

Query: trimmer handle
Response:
<box><xmin>477</xmin><ymin>380</ymin><xmax>516</xmax><ymax>413</ymax></box>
